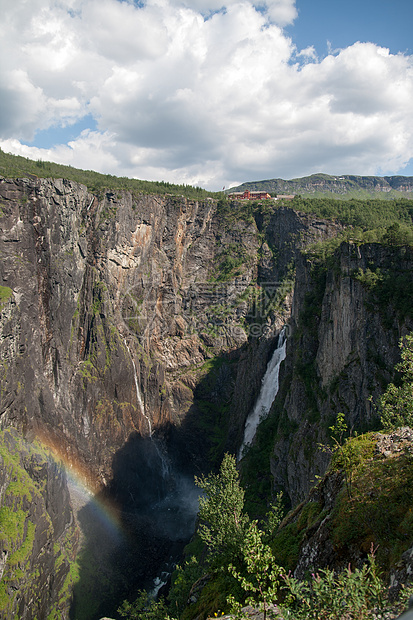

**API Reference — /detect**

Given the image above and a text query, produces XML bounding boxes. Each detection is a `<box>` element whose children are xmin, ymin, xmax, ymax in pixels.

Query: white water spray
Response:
<box><xmin>239</xmin><ymin>327</ymin><xmax>287</xmax><ymax>460</ymax></box>
<box><xmin>123</xmin><ymin>338</ymin><xmax>152</xmax><ymax>436</ymax></box>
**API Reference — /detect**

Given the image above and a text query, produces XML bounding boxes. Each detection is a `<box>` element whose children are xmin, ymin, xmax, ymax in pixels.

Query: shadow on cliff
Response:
<box><xmin>69</xmin><ymin>431</ymin><xmax>200</xmax><ymax>620</ymax></box>
<box><xmin>168</xmin><ymin>334</ymin><xmax>279</xmax><ymax>475</ymax></box>
<box><xmin>69</xmin><ymin>332</ymin><xmax>278</xmax><ymax>619</ymax></box>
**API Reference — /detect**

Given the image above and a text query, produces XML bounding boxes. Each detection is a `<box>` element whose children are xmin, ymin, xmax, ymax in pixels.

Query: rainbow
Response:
<box><xmin>34</xmin><ymin>430</ymin><xmax>125</xmax><ymax>542</ymax></box>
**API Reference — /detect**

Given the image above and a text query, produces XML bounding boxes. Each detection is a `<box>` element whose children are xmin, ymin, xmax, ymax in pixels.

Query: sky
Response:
<box><xmin>0</xmin><ymin>0</ymin><xmax>412</xmax><ymax>190</ymax></box>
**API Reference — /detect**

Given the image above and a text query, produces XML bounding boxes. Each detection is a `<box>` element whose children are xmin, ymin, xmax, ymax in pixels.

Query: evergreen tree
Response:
<box><xmin>195</xmin><ymin>453</ymin><xmax>250</xmax><ymax>570</ymax></box>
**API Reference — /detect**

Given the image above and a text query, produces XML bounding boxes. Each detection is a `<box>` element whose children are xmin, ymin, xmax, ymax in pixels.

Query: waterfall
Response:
<box><xmin>123</xmin><ymin>338</ymin><xmax>152</xmax><ymax>436</ymax></box>
<box><xmin>239</xmin><ymin>327</ymin><xmax>287</xmax><ymax>460</ymax></box>
<box><xmin>123</xmin><ymin>337</ymin><xmax>172</xmax><ymax>479</ymax></box>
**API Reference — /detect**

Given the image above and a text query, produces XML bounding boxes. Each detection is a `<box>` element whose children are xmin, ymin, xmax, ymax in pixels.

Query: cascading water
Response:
<box><xmin>239</xmin><ymin>327</ymin><xmax>287</xmax><ymax>460</ymax></box>
<box><xmin>123</xmin><ymin>337</ymin><xmax>152</xmax><ymax>436</ymax></box>
<box><xmin>123</xmin><ymin>336</ymin><xmax>172</xmax><ymax>480</ymax></box>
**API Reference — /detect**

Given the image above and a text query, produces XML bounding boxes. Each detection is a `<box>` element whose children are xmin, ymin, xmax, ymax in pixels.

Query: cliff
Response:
<box><xmin>264</xmin><ymin>241</ymin><xmax>413</xmax><ymax>507</ymax></box>
<box><xmin>0</xmin><ymin>427</ymin><xmax>78</xmax><ymax>619</ymax></box>
<box><xmin>273</xmin><ymin>427</ymin><xmax>413</xmax><ymax>598</ymax></box>
<box><xmin>0</xmin><ymin>177</ymin><xmax>341</xmax><ymax>484</ymax></box>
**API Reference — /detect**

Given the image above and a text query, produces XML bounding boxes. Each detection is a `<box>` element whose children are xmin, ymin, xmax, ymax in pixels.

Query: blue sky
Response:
<box><xmin>1</xmin><ymin>0</ymin><xmax>412</xmax><ymax>188</ymax></box>
<box><xmin>288</xmin><ymin>0</ymin><xmax>413</xmax><ymax>57</ymax></box>
<box><xmin>23</xmin><ymin>116</ymin><xmax>98</xmax><ymax>150</ymax></box>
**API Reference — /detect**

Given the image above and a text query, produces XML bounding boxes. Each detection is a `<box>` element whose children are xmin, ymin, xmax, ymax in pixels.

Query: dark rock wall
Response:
<box><xmin>270</xmin><ymin>242</ymin><xmax>413</xmax><ymax>506</ymax></box>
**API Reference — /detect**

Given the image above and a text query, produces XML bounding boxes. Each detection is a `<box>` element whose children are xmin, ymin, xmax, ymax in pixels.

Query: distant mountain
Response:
<box><xmin>227</xmin><ymin>173</ymin><xmax>413</xmax><ymax>199</ymax></box>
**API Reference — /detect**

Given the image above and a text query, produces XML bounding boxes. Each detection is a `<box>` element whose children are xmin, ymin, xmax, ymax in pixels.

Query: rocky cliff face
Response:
<box><xmin>0</xmin><ymin>177</ymin><xmax>341</xmax><ymax>486</ymax></box>
<box><xmin>0</xmin><ymin>176</ymin><xmax>346</xmax><ymax>616</ymax></box>
<box><xmin>0</xmin><ymin>427</ymin><xmax>78</xmax><ymax>619</ymax></box>
<box><xmin>269</xmin><ymin>241</ymin><xmax>413</xmax><ymax>507</ymax></box>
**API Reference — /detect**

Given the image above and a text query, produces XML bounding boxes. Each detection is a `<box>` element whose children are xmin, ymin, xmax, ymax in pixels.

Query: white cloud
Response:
<box><xmin>0</xmin><ymin>130</ymin><xmax>119</xmax><ymax>173</ymax></box>
<box><xmin>0</xmin><ymin>0</ymin><xmax>412</xmax><ymax>189</ymax></box>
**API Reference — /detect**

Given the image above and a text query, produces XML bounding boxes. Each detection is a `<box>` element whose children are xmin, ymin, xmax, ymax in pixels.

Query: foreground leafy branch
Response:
<box><xmin>378</xmin><ymin>333</ymin><xmax>413</xmax><ymax>430</ymax></box>
<box><xmin>228</xmin><ymin>522</ymin><xmax>283</xmax><ymax>620</ymax></box>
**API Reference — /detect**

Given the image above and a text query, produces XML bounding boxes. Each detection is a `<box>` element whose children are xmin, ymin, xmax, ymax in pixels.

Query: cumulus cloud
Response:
<box><xmin>0</xmin><ymin>0</ymin><xmax>412</xmax><ymax>189</ymax></box>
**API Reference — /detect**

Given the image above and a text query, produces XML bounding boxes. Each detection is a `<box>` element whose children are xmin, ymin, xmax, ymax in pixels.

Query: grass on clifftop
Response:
<box><xmin>0</xmin><ymin>148</ymin><xmax>219</xmax><ymax>200</ymax></box>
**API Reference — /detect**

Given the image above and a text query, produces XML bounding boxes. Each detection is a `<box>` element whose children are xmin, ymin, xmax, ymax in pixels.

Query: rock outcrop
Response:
<box><xmin>280</xmin><ymin>428</ymin><xmax>413</xmax><ymax>589</ymax></box>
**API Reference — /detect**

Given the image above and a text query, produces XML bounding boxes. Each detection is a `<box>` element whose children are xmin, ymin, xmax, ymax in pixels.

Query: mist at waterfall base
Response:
<box><xmin>239</xmin><ymin>328</ymin><xmax>287</xmax><ymax>460</ymax></box>
<box><xmin>70</xmin><ymin>432</ymin><xmax>200</xmax><ymax>620</ymax></box>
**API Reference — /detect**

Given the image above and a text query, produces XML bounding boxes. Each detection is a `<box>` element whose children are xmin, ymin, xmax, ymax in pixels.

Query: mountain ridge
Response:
<box><xmin>1</xmin><ymin>148</ymin><xmax>413</xmax><ymax>199</ymax></box>
<box><xmin>228</xmin><ymin>173</ymin><xmax>413</xmax><ymax>199</ymax></box>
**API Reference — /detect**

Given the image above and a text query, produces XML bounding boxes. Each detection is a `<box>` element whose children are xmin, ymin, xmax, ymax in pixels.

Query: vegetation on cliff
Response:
<box><xmin>0</xmin><ymin>429</ymin><xmax>79</xmax><ymax>619</ymax></box>
<box><xmin>292</xmin><ymin>195</ymin><xmax>413</xmax><ymax>230</ymax></box>
<box><xmin>378</xmin><ymin>334</ymin><xmax>413</xmax><ymax>429</ymax></box>
<box><xmin>0</xmin><ymin>147</ymin><xmax>219</xmax><ymax>199</ymax></box>
<box><xmin>0</xmin><ymin>285</ymin><xmax>13</xmax><ymax>310</ymax></box>
<box><xmin>115</xmin><ymin>335</ymin><xmax>413</xmax><ymax>620</ymax></box>
<box><xmin>119</xmin><ymin>436</ymin><xmax>413</xmax><ymax>619</ymax></box>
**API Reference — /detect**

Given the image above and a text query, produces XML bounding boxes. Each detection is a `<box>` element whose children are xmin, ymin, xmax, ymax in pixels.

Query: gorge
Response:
<box><xmin>1</xmin><ymin>170</ymin><xmax>413</xmax><ymax>619</ymax></box>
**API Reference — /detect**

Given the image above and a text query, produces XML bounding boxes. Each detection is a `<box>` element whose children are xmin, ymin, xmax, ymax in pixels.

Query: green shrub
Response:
<box><xmin>0</xmin><ymin>285</ymin><xmax>13</xmax><ymax>309</ymax></box>
<box><xmin>118</xmin><ymin>591</ymin><xmax>176</xmax><ymax>620</ymax></box>
<box><xmin>280</xmin><ymin>552</ymin><xmax>386</xmax><ymax>620</ymax></box>
<box><xmin>195</xmin><ymin>453</ymin><xmax>250</xmax><ymax>571</ymax></box>
<box><xmin>378</xmin><ymin>333</ymin><xmax>413</xmax><ymax>429</ymax></box>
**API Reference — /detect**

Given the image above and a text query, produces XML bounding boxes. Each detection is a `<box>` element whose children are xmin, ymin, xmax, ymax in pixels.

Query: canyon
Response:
<box><xmin>0</xmin><ymin>175</ymin><xmax>412</xmax><ymax>618</ymax></box>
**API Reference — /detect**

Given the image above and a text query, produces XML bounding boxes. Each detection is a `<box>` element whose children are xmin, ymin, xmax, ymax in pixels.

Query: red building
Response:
<box><xmin>228</xmin><ymin>190</ymin><xmax>271</xmax><ymax>200</ymax></box>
